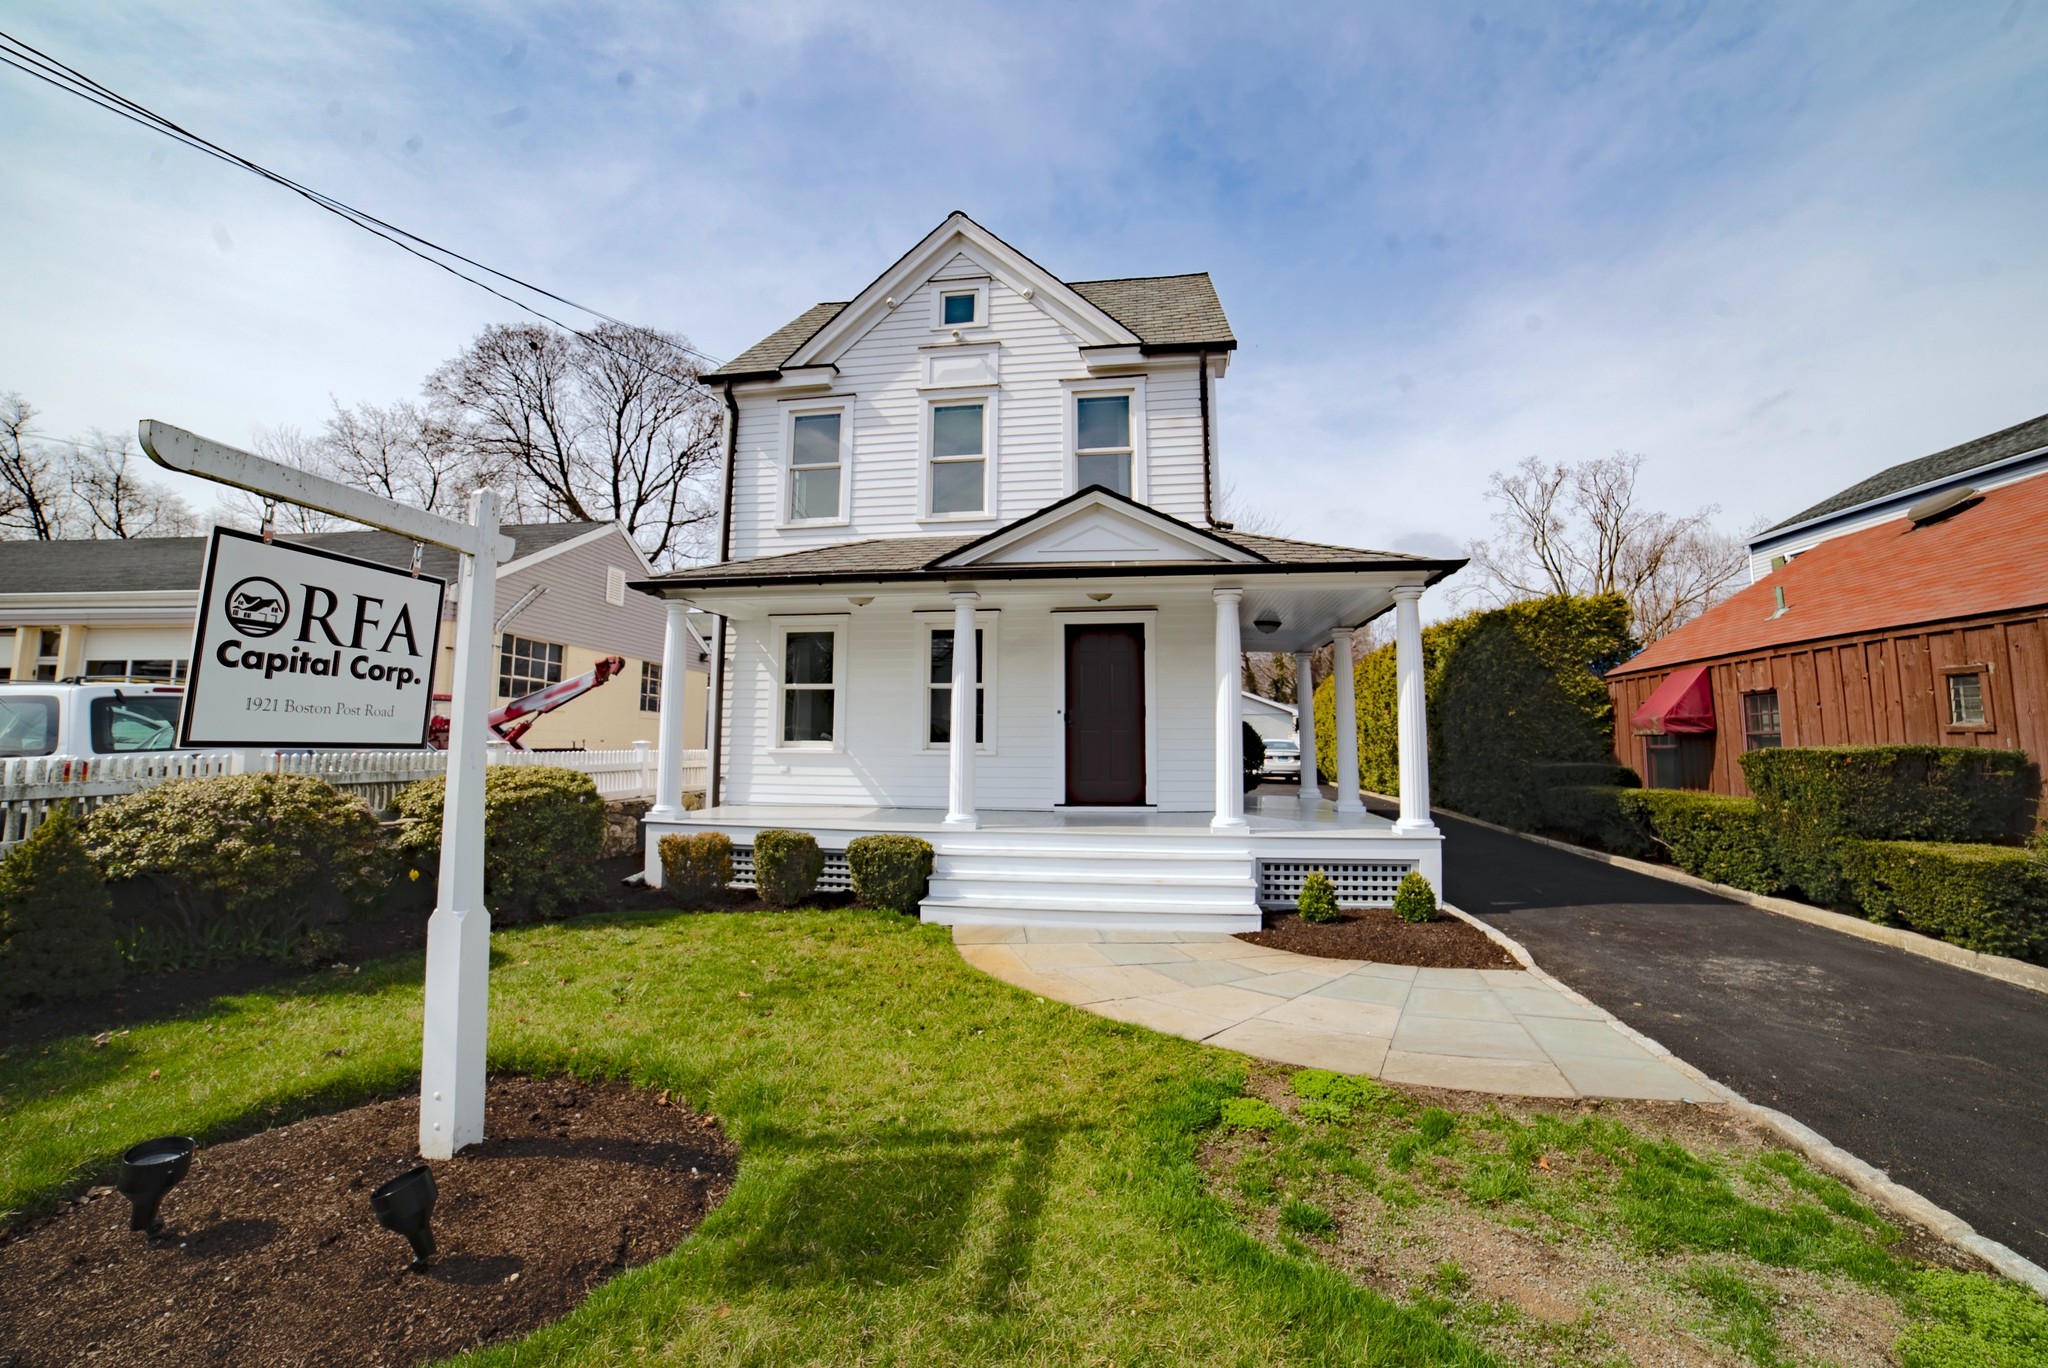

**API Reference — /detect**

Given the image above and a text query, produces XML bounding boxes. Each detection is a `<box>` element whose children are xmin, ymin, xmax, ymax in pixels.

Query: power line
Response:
<box><xmin>0</xmin><ymin>29</ymin><xmax>726</xmax><ymax>378</ymax></box>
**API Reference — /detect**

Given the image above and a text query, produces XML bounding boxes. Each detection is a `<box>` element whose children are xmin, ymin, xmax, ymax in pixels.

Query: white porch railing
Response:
<box><xmin>0</xmin><ymin>745</ymin><xmax>707</xmax><ymax>850</ymax></box>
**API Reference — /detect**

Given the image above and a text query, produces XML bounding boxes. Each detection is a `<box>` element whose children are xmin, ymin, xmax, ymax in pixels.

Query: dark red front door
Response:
<box><xmin>1065</xmin><ymin>623</ymin><xmax>1146</xmax><ymax>805</ymax></box>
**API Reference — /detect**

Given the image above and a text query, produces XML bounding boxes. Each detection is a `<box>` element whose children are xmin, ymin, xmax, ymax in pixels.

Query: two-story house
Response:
<box><xmin>636</xmin><ymin>214</ymin><xmax>1461</xmax><ymax>929</ymax></box>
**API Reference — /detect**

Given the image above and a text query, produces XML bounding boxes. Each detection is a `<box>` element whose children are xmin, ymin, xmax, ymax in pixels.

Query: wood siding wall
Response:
<box><xmin>1606</xmin><ymin>609</ymin><xmax>2048</xmax><ymax>795</ymax></box>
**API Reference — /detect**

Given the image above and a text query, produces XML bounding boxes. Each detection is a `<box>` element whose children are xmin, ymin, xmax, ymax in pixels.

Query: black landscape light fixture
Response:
<box><xmin>115</xmin><ymin>1136</ymin><xmax>195</xmax><ymax>1236</ymax></box>
<box><xmin>370</xmin><ymin>1165</ymin><xmax>439</xmax><ymax>1272</ymax></box>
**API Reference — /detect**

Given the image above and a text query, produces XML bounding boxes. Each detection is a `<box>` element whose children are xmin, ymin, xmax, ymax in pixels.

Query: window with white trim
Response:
<box><xmin>775</xmin><ymin>619</ymin><xmax>845</xmax><ymax>748</ymax></box>
<box><xmin>930</xmin><ymin>281</ymin><xmax>988</xmax><ymax>330</ymax></box>
<box><xmin>927</xmin><ymin>628</ymin><xmax>985</xmax><ymax>747</ymax></box>
<box><xmin>929</xmin><ymin>401</ymin><xmax>987</xmax><ymax>515</ymax></box>
<box><xmin>1075</xmin><ymin>394</ymin><xmax>1132</xmax><ymax>497</ymax></box>
<box><xmin>942</xmin><ymin>291</ymin><xmax>978</xmax><ymax>326</ymax></box>
<box><xmin>787</xmin><ymin>408</ymin><xmax>846</xmax><ymax>521</ymax></box>
<box><xmin>640</xmin><ymin>660</ymin><xmax>661</xmax><ymax>712</ymax></box>
<box><xmin>498</xmin><ymin>634</ymin><xmax>562</xmax><ymax>698</ymax></box>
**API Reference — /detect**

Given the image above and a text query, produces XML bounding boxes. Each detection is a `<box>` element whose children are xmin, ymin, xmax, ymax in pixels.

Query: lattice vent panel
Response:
<box><xmin>1256</xmin><ymin>859</ymin><xmax>1414</xmax><ymax>909</ymax></box>
<box><xmin>730</xmin><ymin>847</ymin><xmax>853</xmax><ymax>892</ymax></box>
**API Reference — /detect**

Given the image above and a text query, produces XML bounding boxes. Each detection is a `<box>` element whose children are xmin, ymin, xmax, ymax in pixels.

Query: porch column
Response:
<box><xmin>1391</xmin><ymin>585</ymin><xmax>1437</xmax><ymax>833</ymax></box>
<box><xmin>1294</xmin><ymin>649</ymin><xmax>1318</xmax><ymax>805</ymax></box>
<box><xmin>944</xmin><ymin>590</ymin><xmax>979</xmax><ymax>828</ymax></box>
<box><xmin>1330</xmin><ymin>627</ymin><xmax>1365</xmax><ymax>813</ymax></box>
<box><xmin>648</xmin><ymin>598</ymin><xmax>694</xmax><ymax>821</ymax></box>
<box><xmin>1212</xmin><ymin>587</ymin><xmax>1248</xmax><ymax>831</ymax></box>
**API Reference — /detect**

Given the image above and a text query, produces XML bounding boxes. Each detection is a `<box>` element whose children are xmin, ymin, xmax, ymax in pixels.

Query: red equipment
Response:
<box><xmin>427</xmin><ymin>655</ymin><xmax>626</xmax><ymax>750</ymax></box>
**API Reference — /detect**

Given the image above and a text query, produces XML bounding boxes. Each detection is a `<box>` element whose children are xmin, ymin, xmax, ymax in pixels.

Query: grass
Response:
<box><xmin>1</xmin><ymin>905</ymin><xmax>2039</xmax><ymax>1366</ymax></box>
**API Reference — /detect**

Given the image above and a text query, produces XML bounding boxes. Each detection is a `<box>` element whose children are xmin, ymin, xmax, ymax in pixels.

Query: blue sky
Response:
<box><xmin>5</xmin><ymin>1</ymin><xmax>2047</xmax><ymax>588</ymax></box>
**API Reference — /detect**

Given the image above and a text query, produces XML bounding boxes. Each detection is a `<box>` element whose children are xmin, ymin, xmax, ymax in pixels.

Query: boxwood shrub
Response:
<box><xmin>1298</xmin><ymin>869</ymin><xmax>1339</xmax><ymax>924</ymax></box>
<box><xmin>395</xmin><ymin>766</ymin><xmax>603</xmax><ymax>923</ymax></box>
<box><xmin>1740</xmin><ymin>745</ymin><xmax>2038</xmax><ymax>843</ymax></box>
<box><xmin>1841</xmin><ymin>840</ymin><xmax>2048</xmax><ymax>960</ymax></box>
<box><xmin>753</xmin><ymin>828</ymin><xmax>824</xmax><ymax>908</ymax></box>
<box><xmin>1537</xmin><ymin>784</ymin><xmax>1652</xmax><ymax>857</ymax></box>
<box><xmin>1392</xmin><ymin>871</ymin><xmax>1439</xmax><ymax>924</ymax></box>
<box><xmin>846</xmin><ymin>834</ymin><xmax>933</xmax><ymax>914</ymax></box>
<box><xmin>1</xmin><ymin>806</ymin><xmax>123</xmax><ymax>1007</ymax></box>
<box><xmin>1617</xmin><ymin>790</ymin><xmax>1786</xmax><ymax>895</ymax></box>
<box><xmin>658</xmin><ymin>831</ymin><xmax>734</xmax><ymax>908</ymax></box>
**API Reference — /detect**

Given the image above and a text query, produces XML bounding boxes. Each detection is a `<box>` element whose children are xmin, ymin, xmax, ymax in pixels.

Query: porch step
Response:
<box><xmin>918</xmin><ymin>897</ymin><xmax>1259</xmax><ymax>932</ymax></box>
<box><xmin>921</xmin><ymin>837</ymin><xmax>1259</xmax><ymax>928</ymax></box>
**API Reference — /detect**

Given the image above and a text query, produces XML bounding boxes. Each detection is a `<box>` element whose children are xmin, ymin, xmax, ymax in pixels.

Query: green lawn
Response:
<box><xmin>1</xmin><ymin>906</ymin><xmax>2040</xmax><ymax>1366</ymax></box>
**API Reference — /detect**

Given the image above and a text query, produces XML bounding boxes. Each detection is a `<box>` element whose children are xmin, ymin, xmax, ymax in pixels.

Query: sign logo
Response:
<box><xmin>224</xmin><ymin>576</ymin><xmax>289</xmax><ymax>637</ymax></box>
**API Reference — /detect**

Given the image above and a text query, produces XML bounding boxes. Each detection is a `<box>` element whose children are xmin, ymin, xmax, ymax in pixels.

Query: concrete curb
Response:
<box><xmin>1442</xmin><ymin>899</ymin><xmax>2048</xmax><ymax>1298</ymax></box>
<box><xmin>1432</xmin><ymin>804</ymin><xmax>2048</xmax><ymax>998</ymax></box>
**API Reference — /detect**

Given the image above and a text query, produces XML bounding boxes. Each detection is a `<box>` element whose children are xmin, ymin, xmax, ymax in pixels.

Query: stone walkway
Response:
<box><xmin>953</xmin><ymin>925</ymin><xmax>1719</xmax><ymax>1101</ymax></box>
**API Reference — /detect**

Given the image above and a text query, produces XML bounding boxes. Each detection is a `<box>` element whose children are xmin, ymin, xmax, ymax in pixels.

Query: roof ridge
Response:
<box><xmin>1065</xmin><ymin>271</ymin><xmax>1213</xmax><ymax>286</ymax></box>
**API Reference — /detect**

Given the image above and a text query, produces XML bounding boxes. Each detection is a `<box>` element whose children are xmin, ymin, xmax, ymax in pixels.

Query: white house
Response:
<box><xmin>637</xmin><ymin>214</ymin><xmax>1460</xmax><ymax>930</ymax></box>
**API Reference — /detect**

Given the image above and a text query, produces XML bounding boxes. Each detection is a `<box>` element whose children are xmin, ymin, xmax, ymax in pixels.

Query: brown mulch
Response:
<box><xmin>1239</xmin><ymin>906</ymin><xmax>1522</xmax><ymax>969</ymax></box>
<box><xmin>0</xmin><ymin>1075</ymin><xmax>736</xmax><ymax>1368</ymax></box>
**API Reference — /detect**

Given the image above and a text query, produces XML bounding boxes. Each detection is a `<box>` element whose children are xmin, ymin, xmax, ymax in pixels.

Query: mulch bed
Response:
<box><xmin>0</xmin><ymin>1075</ymin><xmax>736</xmax><ymax>1368</ymax></box>
<box><xmin>1239</xmin><ymin>907</ymin><xmax>1522</xmax><ymax>970</ymax></box>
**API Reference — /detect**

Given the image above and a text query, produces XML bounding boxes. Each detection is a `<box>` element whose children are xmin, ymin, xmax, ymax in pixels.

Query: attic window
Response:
<box><xmin>942</xmin><ymin>292</ymin><xmax>977</xmax><ymax>326</ymax></box>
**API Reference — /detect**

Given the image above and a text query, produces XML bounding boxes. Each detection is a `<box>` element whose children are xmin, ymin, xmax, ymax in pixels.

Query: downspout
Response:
<box><xmin>708</xmin><ymin>381</ymin><xmax>738</xmax><ymax>808</ymax></box>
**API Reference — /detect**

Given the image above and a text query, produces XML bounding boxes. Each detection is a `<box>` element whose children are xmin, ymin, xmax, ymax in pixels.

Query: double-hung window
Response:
<box><xmin>788</xmin><ymin>409</ymin><xmax>845</xmax><ymax>521</ymax></box>
<box><xmin>639</xmin><ymin>660</ymin><xmax>661</xmax><ymax>712</ymax></box>
<box><xmin>1075</xmin><ymin>394</ymin><xmax>1133</xmax><ymax>497</ymax></box>
<box><xmin>1741</xmin><ymin>690</ymin><xmax>1781</xmax><ymax>750</ymax></box>
<box><xmin>498</xmin><ymin>634</ymin><xmax>562</xmax><ymax>698</ymax></box>
<box><xmin>927</xmin><ymin>628</ymin><xmax>985</xmax><ymax>746</ymax></box>
<box><xmin>777</xmin><ymin>620</ymin><xmax>844</xmax><ymax>748</ymax></box>
<box><xmin>929</xmin><ymin>402</ymin><xmax>987</xmax><ymax>516</ymax></box>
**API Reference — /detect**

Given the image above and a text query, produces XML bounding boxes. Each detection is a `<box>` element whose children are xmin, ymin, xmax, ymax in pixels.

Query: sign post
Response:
<box><xmin>142</xmin><ymin>421</ymin><xmax>512</xmax><ymax>1160</ymax></box>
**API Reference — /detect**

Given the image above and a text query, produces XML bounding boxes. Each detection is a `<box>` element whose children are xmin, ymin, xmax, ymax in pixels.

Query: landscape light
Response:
<box><xmin>115</xmin><ymin>1135</ymin><xmax>195</xmax><ymax>1237</ymax></box>
<box><xmin>370</xmin><ymin>1165</ymin><xmax>439</xmax><ymax>1272</ymax></box>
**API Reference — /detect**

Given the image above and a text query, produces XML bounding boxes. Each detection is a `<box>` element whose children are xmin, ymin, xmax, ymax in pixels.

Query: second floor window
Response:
<box><xmin>1075</xmin><ymin>394</ymin><xmax>1133</xmax><ymax>497</ymax></box>
<box><xmin>1741</xmin><ymin>690</ymin><xmax>1781</xmax><ymax>750</ymax></box>
<box><xmin>499</xmin><ymin>633</ymin><xmax>562</xmax><ymax>698</ymax></box>
<box><xmin>640</xmin><ymin>660</ymin><xmax>661</xmax><ymax>712</ymax></box>
<box><xmin>789</xmin><ymin>410</ymin><xmax>843</xmax><ymax>520</ymax></box>
<box><xmin>930</xmin><ymin>402</ymin><xmax>986</xmax><ymax>515</ymax></box>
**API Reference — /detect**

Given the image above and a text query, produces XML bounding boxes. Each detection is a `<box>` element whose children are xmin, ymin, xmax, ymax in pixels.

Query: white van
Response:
<box><xmin>0</xmin><ymin>681</ymin><xmax>189</xmax><ymax>761</ymax></box>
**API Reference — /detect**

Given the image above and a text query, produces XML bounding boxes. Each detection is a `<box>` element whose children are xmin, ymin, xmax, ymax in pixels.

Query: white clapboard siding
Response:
<box><xmin>0</xmin><ymin>747</ymin><xmax>706</xmax><ymax>849</ymax></box>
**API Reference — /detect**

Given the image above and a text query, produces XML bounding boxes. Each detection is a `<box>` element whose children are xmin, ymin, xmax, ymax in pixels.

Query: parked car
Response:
<box><xmin>0</xmin><ymin>681</ymin><xmax>189</xmax><ymax>761</ymax></box>
<box><xmin>1262</xmin><ymin>738</ymin><xmax>1302</xmax><ymax>779</ymax></box>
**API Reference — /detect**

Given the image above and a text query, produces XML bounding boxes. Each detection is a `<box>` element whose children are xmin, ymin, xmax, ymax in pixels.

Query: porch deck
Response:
<box><xmin>661</xmin><ymin>793</ymin><xmax>1398</xmax><ymax>838</ymax></box>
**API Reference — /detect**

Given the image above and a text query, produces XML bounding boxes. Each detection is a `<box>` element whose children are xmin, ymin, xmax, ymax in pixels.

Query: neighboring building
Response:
<box><xmin>635</xmin><ymin>213</ymin><xmax>1462</xmax><ymax>930</ymax></box>
<box><xmin>1241</xmin><ymin>692</ymin><xmax>1299</xmax><ymax>743</ymax></box>
<box><xmin>1607</xmin><ymin>465</ymin><xmax>2048</xmax><ymax>794</ymax></box>
<box><xmin>0</xmin><ymin>521</ymin><xmax>708</xmax><ymax>751</ymax></box>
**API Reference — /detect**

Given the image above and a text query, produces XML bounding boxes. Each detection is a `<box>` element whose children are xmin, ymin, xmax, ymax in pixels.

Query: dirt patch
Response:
<box><xmin>0</xmin><ymin>1075</ymin><xmax>735</xmax><ymax>1368</ymax></box>
<box><xmin>1239</xmin><ymin>907</ymin><xmax>1520</xmax><ymax>969</ymax></box>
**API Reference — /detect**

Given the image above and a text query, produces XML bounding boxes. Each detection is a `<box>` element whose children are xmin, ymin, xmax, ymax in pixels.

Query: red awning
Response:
<box><xmin>1631</xmin><ymin>664</ymin><xmax>1715</xmax><ymax>735</ymax></box>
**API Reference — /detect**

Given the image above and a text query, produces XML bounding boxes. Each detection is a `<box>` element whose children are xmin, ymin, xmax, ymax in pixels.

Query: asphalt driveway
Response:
<box><xmin>1435</xmin><ymin>809</ymin><xmax>2048</xmax><ymax>1268</ymax></box>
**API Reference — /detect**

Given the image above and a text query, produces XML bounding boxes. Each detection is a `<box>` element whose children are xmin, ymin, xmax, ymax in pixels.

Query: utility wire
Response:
<box><xmin>0</xmin><ymin>30</ymin><xmax>726</xmax><ymax>379</ymax></box>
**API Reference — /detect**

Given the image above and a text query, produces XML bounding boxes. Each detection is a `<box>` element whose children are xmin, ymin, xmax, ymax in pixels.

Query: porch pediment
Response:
<box><xmin>930</xmin><ymin>489</ymin><xmax>1262</xmax><ymax>568</ymax></box>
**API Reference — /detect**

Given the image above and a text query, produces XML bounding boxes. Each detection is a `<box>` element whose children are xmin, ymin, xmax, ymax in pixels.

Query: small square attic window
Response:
<box><xmin>942</xmin><ymin>291</ymin><xmax>977</xmax><ymax>326</ymax></box>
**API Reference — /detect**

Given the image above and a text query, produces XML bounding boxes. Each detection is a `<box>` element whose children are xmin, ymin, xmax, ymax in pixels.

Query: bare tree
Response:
<box><xmin>69</xmin><ymin>431</ymin><xmax>198</xmax><ymax>538</ymax></box>
<box><xmin>428</xmin><ymin>322</ymin><xmax>722</xmax><ymax>566</ymax></box>
<box><xmin>324</xmin><ymin>400</ymin><xmax>487</xmax><ymax>518</ymax></box>
<box><xmin>1462</xmin><ymin>453</ymin><xmax>1746</xmax><ymax>640</ymax></box>
<box><xmin>0</xmin><ymin>393</ymin><xmax>72</xmax><ymax>539</ymax></box>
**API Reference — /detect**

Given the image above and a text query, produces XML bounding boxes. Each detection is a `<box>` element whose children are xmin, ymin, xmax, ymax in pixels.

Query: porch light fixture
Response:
<box><xmin>1253</xmin><ymin>611</ymin><xmax>1282</xmax><ymax>635</ymax></box>
<box><xmin>1087</xmin><ymin>592</ymin><xmax>1112</xmax><ymax>602</ymax></box>
<box><xmin>370</xmin><ymin>1165</ymin><xmax>439</xmax><ymax>1272</ymax></box>
<box><xmin>116</xmin><ymin>1135</ymin><xmax>195</xmax><ymax>1236</ymax></box>
<box><xmin>848</xmin><ymin>596</ymin><xmax>873</xmax><ymax>607</ymax></box>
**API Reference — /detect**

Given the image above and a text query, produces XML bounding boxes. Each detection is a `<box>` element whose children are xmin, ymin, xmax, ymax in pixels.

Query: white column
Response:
<box><xmin>1212</xmin><ymin>587</ymin><xmax>1248</xmax><ymax>831</ymax></box>
<box><xmin>944</xmin><ymin>590</ymin><xmax>979</xmax><ymax>828</ymax></box>
<box><xmin>419</xmin><ymin>489</ymin><xmax>500</xmax><ymax>1159</ymax></box>
<box><xmin>1391</xmin><ymin>585</ymin><xmax>1437</xmax><ymax>833</ymax></box>
<box><xmin>1294</xmin><ymin>648</ymin><xmax>1318</xmax><ymax>804</ymax></box>
<box><xmin>647</xmin><ymin>598</ymin><xmax>694</xmax><ymax>821</ymax></box>
<box><xmin>1330</xmin><ymin>627</ymin><xmax>1364</xmax><ymax>814</ymax></box>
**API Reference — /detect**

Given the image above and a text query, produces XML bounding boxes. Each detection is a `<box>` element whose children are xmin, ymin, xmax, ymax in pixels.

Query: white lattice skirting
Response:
<box><xmin>1257</xmin><ymin>858</ymin><xmax>1416</xmax><ymax>909</ymax></box>
<box><xmin>730</xmin><ymin>847</ymin><xmax>854</xmax><ymax>892</ymax></box>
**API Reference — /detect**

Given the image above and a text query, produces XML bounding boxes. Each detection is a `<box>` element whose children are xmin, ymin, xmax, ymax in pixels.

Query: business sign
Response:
<box><xmin>182</xmin><ymin>526</ymin><xmax>447</xmax><ymax>748</ymax></box>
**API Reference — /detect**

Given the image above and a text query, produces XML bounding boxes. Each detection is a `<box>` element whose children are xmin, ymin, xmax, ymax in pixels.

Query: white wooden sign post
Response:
<box><xmin>141</xmin><ymin>420</ymin><xmax>512</xmax><ymax>1159</ymax></box>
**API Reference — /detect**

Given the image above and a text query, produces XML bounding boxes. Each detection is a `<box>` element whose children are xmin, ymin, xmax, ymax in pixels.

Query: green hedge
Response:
<box><xmin>659</xmin><ymin>831</ymin><xmax>734</xmax><ymax>908</ymax></box>
<box><xmin>1537</xmin><ymin>785</ymin><xmax>1652</xmax><ymax>858</ymax></box>
<box><xmin>1740</xmin><ymin>746</ymin><xmax>2038</xmax><ymax>843</ymax></box>
<box><xmin>753</xmin><ymin>829</ymin><xmax>823</xmax><ymax>907</ymax></box>
<box><xmin>1841</xmin><ymin>841</ymin><xmax>2048</xmax><ymax>960</ymax></box>
<box><xmin>396</xmin><ymin>767</ymin><xmax>603</xmax><ymax>923</ymax></box>
<box><xmin>1618</xmin><ymin>790</ymin><xmax>1786</xmax><ymax>895</ymax></box>
<box><xmin>846</xmin><ymin>834</ymin><xmax>933</xmax><ymax>914</ymax></box>
<box><xmin>1</xmin><ymin>806</ymin><xmax>123</xmax><ymax>1007</ymax></box>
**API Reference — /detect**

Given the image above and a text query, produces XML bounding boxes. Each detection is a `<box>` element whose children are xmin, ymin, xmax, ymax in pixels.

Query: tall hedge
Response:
<box><xmin>1315</xmin><ymin>593</ymin><xmax>1636</xmax><ymax>828</ymax></box>
<box><xmin>396</xmin><ymin>767</ymin><xmax>603</xmax><ymax>922</ymax></box>
<box><xmin>1740</xmin><ymin>746</ymin><xmax>2038</xmax><ymax>843</ymax></box>
<box><xmin>0</xmin><ymin>806</ymin><xmax>123</xmax><ymax>1007</ymax></box>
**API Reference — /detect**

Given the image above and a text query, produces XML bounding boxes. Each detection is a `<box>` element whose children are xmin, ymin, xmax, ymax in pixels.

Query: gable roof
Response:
<box><xmin>1760</xmin><ymin>409</ymin><xmax>2048</xmax><ymax>537</ymax></box>
<box><xmin>0</xmin><ymin>522</ymin><xmax>607</xmax><ymax>598</ymax></box>
<box><xmin>930</xmin><ymin>486</ymin><xmax>1262</xmax><ymax>568</ymax></box>
<box><xmin>703</xmin><ymin>214</ymin><xmax>1235</xmax><ymax>383</ymax></box>
<box><xmin>1610</xmin><ymin>470</ymin><xmax>2048</xmax><ymax>676</ymax></box>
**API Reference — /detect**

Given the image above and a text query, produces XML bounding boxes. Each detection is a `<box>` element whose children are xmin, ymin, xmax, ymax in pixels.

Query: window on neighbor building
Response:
<box><xmin>640</xmin><ymin>660</ymin><xmax>661</xmax><ymax>713</ymax></box>
<box><xmin>929</xmin><ymin>402</ymin><xmax>987</xmax><ymax>515</ymax></box>
<box><xmin>927</xmin><ymin>628</ymin><xmax>985</xmax><ymax>747</ymax></box>
<box><xmin>1741</xmin><ymin>690</ymin><xmax>1781</xmax><ymax>750</ymax></box>
<box><xmin>36</xmin><ymin>629</ymin><xmax>60</xmax><ymax>682</ymax></box>
<box><xmin>84</xmin><ymin>658</ymin><xmax>186</xmax><ymax>681</ymax></box>
<box><xmin>1075</xmin><ymin>394</ymin><xmax>1133</xmax><ymax>497</ymax></box>
<box><xmin>498</xmin><ymin>634</ymin><xmax>563</xmax><ymax>699</ymax></box>
<box><xmin>1946</xmin><ymin>670</ymin><xmax>1988</xmax><ymax>728</ymax></box>
<box><xmin>780</xmin><ymin>628</ymin><xmax>838</xmax><ymax>746</ymax></box>
<box><xmin>942</xmin><ymin>291</ymin><xmax>978</xmax><ymax>326</ymax></box>
<box><xmin>789</xmin><ymin>410</ymin><xmax>844</xmax><ymax>521</ymax></box>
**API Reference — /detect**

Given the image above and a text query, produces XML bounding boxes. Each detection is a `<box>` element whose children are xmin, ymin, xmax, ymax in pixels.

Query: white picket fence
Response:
<box><xmin>0</xmin><ymin>745</ymin><xmax>708</xmax><ymax>849</ymax></box>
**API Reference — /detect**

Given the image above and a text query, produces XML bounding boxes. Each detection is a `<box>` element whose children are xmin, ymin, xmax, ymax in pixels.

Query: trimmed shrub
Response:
<box><xmin>1740</xmin><ymin>746</ymin><xmax>2038</xmax><ymax>843</ymax></box>
<box><xmin>1298</xmin><ymin>869</ymin><xmax>1339</xmax><ymax>924</ymax></box>
<box><xmin>1393</xmin><ymin>870</ymin><xmax>1438</xmax><ymax>924</ymax></box>
<box><xmin>1840</xmin><ymin>840</ymin><xmax>2048</xmax><ymax>961</ymax></box>
<box><xmin>87</xmin><ymin>774</ymin><xmax>384</xmax><ymax>968</ymax></box>
<box><xmin>395</xmin><ymin>766</ymin><xmax>603</xmax><ymax>923</ymax></box>
<box><xmin>847</xmin><ymin>834</ymin><xmax>934</xmax><ymax>914</ymax></box>
<box><xmin>1618</xmin><ymin>790</ymin><xmax>1786</xmax><ymax>895</ymax></box>
<box><xmin>0</xmin><ymin>806</ymin><xmax>123</xmax><ymax>1007</ymax></box>
<box><xmin>658</xmin><ymin>831</ymin><xmax>733</xmax><ymax>908</ymax></box>
<box><xmin>1539</xmin><ymin>784</ymin><xmax>1652</xmax><ymax>857</ymax></box>
<box><xmin>1533</xmin><ymin>760</ymin><xmax>1641</xmax><ymax>788</ymax></box>
<box><xmin>753</xmin><ymin>829</ymin><xmax>824</xmax><ymax>908</ymax></box>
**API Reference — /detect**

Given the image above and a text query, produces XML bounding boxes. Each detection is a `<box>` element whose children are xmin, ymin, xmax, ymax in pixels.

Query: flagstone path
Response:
<box><xmin>953</xmin><ymin>924</ymin><xmax>1719</xmax><ymax>1101</ymax></box>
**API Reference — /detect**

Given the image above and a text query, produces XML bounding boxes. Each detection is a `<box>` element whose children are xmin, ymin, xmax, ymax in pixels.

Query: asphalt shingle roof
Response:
<box><xmin>0</xmin><ymin>522</ymin><xmax>607</xmax><ymax>597</ymax></box>
<box><xmin>1764</xmin><ymin>409</ymin><xmax>2048</xmax><ymax>534</ymax></box>
<box><xmin>705</xmin><ymin>301</ymin><xmax>849</xmax><ymax>381</ymax></box>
